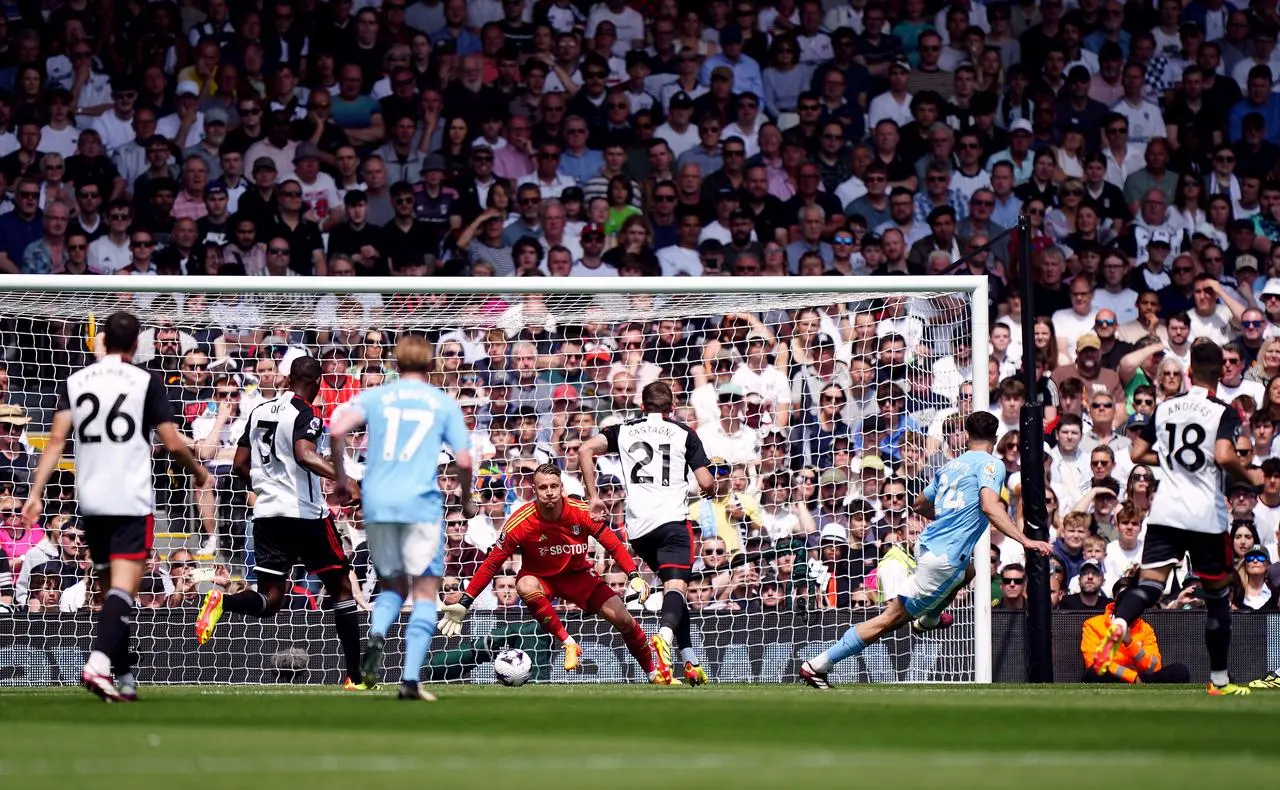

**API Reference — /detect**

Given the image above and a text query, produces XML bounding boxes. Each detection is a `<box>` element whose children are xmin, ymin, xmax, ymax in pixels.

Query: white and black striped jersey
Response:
<box><xmin>601</xmin><ymin>412</ymin><xmax>711</xmax><ymax>539</ymax></box>
<box><xmin>1140</xmin><ymin>385</ymin><xmax>1241</xmax><ymax>534</ymax></box>
<box><xmin>237</xmin><ymin>393</ymin><xmax>326</xmax><ymax>519</ymax></box>
<box><xmin>57</xmin><ymin>355</ymin><xmax>175</xmax><ymax>516</ymax></box>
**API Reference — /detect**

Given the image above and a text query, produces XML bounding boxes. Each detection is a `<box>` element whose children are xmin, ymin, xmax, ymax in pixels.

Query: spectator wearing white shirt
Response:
<box><xmin>157</xmin><ymin>81</ymin><xmax>207</xmax><ymax>150</ymax></box>
<box><xmin>1049</xmin><ymin>414</ymin><xmax>1091</xmax><ymax>513</ymax></box>
<box><xmin>697</xmin><ymin>382</ymin><xmax>761</xmax><ymax>466</ymax></box>
<box><xmin>1218</xmin><ymin>342</ymin><xmax>1265</xmax><ymax>405</ymax></box>
<box><xmin>91</xmin><ymin>82</ymin><xmax>142</xmax><ymax>155</ymax></box>
<box><xmin>868</xmin><ymin>60</ymin><xmax>915</xmax><ymax>129</ymax></box>
<box><xmin>657</xmin><ymin>209</ymin><xmax>705</xmax><ymax>277</ymax></box>
<box><xmin>1109</xmin><ymin>64</ymin><xmax>1165</xmax><ymax>149</ymax></box>
<box><xmin>1052</xmin><ymin>278</ymin><xmax>1100</xmax><ymax>362</ymax></box>
<box><xmin>86</xmin><ymin>200</ymin><xmax>133</xmax><ymax>274</ymax></box>
<box><xmin>731</xmin><ymin>328</ymin><xmax>792</xmax><ymax>428</ymax></box>
<box><xmin>585</xmin><ymin>0</ymin><xmax>647</xmax><ymax>58</ymax></box>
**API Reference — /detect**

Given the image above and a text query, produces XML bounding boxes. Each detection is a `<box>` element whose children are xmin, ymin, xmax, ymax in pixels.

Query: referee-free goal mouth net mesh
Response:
<box><xmin>0</xmin><ymin>277</ymin><xmax>988</xmax><ymax>685</ymax></box>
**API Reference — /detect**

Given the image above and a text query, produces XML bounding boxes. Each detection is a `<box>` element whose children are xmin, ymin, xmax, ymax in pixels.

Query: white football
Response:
<box><xmin>494</xmin><ymin>648</ymin><xmax>532</xmax><ymax>687</ymax></box>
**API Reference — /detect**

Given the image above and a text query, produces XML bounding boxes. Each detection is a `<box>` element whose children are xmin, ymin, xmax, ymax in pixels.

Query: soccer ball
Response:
<box><xmin>493</xmin><ymin>649</ymin><xmax>532</xmax><ymax>687</ymax></box>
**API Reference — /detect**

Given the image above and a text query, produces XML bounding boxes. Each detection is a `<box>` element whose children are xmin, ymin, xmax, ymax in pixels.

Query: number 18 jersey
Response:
<box><xmin>601</xmin><ymin>412</ymin><xmax>710</xmax><ymax>539</ymax></box>
<box><xmin>1140</xmin><ymin>385</ymin><xmax>1240</xmax><ymax>535</ymax></box>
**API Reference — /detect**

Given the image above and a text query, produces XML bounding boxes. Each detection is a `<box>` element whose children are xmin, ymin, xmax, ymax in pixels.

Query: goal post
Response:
<box><xmin>0</xmin><ymin>274</ymin><xmax>991</xmax><ymax>685</ymax></box>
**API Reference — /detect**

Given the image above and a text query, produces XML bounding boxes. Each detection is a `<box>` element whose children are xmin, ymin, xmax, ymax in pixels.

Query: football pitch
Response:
<box><xmin>1</xmin><ymin>684</ymin><xmax>1277</xmax><ymax>789</ymax></box>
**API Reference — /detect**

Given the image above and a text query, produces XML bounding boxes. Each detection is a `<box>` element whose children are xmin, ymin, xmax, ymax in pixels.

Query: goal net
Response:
<box><xmin>0</xmin><ymin>276</ymin><xmax>991</xmax><ymax>686</ymax></box>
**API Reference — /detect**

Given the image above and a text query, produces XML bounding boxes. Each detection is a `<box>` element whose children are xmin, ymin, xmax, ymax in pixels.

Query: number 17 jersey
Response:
<box><xmin>601</xmin><ymin>413</ymin><xmax>710</xmax><ymax>539</ymax></box>
<box><xmin>1140</xmin><ymin>385</ymin><xmax>1240</xmax><ymax>535</ymax></box>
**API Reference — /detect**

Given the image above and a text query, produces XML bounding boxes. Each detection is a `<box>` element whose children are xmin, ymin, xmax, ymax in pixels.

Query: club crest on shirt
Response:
<box><xmin>571</xmin><ymin>524</ymin><xmax>580</xmax><ymax>536</ymax></box>
<box><xmin>983</xmin><ymin>462</ymin><xmax>998</xmax><ymax>476</ymax></box>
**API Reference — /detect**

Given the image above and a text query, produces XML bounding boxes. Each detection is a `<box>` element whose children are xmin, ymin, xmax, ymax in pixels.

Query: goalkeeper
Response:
<box><xmin>440</xmin><ymin>463</ymin><xmax>661</xmax><ymax>682</ymax></box>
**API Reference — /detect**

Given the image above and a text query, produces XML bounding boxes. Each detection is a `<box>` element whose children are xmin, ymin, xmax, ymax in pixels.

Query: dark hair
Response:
<box><xmin>289</xmin><ymin>355</ymin><xmax>322</xmax><ymax>383</ymax></box>
<box><xmin>533</xmin><ymin>461</ymin><xmax>562</xmax><ymax>479</ymax></box>
<box><xmin>103</xmin><ymin>311</ymin><xmax>141</xmax><ymax>353</ymax></box>
<box><xmin>1189</xmin><ymin>337</ymin><xmax>1225</xmax><ymax>384</ymax></box>
<box><xmin>641</xmin><ymin>380</ymin><xmax>674</xmax><ymax>413</ymax></box>
<box><xmin>965</xmin><ymin>410</ymin><xmax>999</xmax><ymax>442</ymax></box>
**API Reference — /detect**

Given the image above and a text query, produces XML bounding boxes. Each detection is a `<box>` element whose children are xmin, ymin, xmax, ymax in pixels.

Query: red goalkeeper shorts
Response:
<box><xmin>521</xmin><ymin>569</ymin><xmax>616</xmax><ymax>614</ymax></box>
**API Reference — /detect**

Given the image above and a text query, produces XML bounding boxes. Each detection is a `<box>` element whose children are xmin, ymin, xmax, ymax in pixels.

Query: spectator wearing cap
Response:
<box><xmin>181</xmin><ymin>108</ymin><xmax>229</xmax><ymax>180</ymax></box>
<box><xmin>698</xmin><ymin>383</ymin><xmax>760</xmax><ymax>467</ymax></box>
<box><xmin>700</xmin><ymin>26</ymin><xmax>768</xmax><ymax>117</ymax></box>
<box><xmin>1060</xmin><ymin>559</ymin><xmax>1111</xmax><ymax>611</ymax></box>
<box><xmin>0</xmin><ymin>405</ymin><xmax>33</xmax><ymax>497</ymax></box>
<box><xmin>156</xmin><ymin>80</ymin><xmax>208</xmax><ymax>150</ymax></box>
<box><xmin>656</xmin><ymin>91</ymin><xmax>700</xmax><ymax>159</ymax></box>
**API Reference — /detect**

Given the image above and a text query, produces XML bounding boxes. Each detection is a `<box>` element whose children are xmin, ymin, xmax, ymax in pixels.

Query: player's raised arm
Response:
<box><xmin>328</xmin><ymin>399</ymin><xmax>367</xmax><ymax>502</ymax></box>
<box><xmin>579</xmin><ymin>432</ymin><xmax>611</xmax><ymax>519</ymax></box>
<box><xmin>980</xmin><ymin>487</ymin><xmax>1052</xmax><ymax>556</ymax></box>
<box><xmin>22</xmin><ymin>409</ymin><xmax>72</xmax><ymax>526</ymax></box>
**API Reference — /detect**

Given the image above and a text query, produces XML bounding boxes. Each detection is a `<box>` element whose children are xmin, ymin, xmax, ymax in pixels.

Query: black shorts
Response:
<box><xmin>629</xmin><ymin>520</ymin><xmax>694</xmax><ymax>583</ymax></box>
<box><xmin>253</xmin><ymin>515</ymin><xmax>350</xmax><ymax>578</ymax></box>
<box><xmin>1141</xmin><ymin>523</ymin><xmax>1233</xmax><ymax>582</ymax></box>
<box><xmin>84</xmin><ymin>514</ymin><xmax>154</xmax><ymax>566</ymax></box>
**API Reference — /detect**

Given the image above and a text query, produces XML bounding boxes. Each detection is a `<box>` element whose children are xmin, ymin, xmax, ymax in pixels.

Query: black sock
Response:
<box><xmin>1113</xmin><ymin>579</ymin><xmax>1162</xmax><ymax>625</ymax></box>
<box><xmin>1204</xmin><ymin>588</ymin><xmax>1232</xmax><ymax>675</ymax></box>
<box><xmin>661</xmin><ymin>590</ymin><xmax>686</xmax><ymax>634</ymax></box>
<box><xmin>223</xmin><ymin>589</ymin><xmax>269</xmax><ymax>616</ymax></box>
<box><xmin>93</xmin><ymin>588</ymin><xmax>133</xmax><ymax>665</ymax></box>
<box><xmin>111</xmin><ymin>619</ymin><xmax>132</xmax><ymax>676</ymax></box>
<box><xmin>334</xmin><ymin>598</ymin><xmax>363</xmax><ymax>682</ymax></box>
<box><xmin>675</xmin><ymin>602</ymin><xmax>692</xmax><ymax>650</ymax></box>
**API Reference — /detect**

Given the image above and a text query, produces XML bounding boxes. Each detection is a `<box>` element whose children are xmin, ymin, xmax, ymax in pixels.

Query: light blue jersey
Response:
<box><xmin>919</xmin><ymin>450</ymin><xmax>1005</xmax><ymax>566</ymax></box>
<box><xmin>347</xmin><ymin>379</ymin><xmax>469</xmax><ymax>525</ymax></box>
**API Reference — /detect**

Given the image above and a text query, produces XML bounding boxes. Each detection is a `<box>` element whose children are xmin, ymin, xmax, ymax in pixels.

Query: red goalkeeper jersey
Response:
<box><xmin>465</xmin><ymin>498</ymin><xmax>637</xmax><ymax>598</ymax></box>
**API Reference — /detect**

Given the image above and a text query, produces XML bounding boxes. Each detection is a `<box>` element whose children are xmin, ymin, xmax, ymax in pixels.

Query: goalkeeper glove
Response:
<box><xmin>626</xmin><ymin>572</ymin><xmax>649</xmax><ymax>603</ymax></box>
<box><xmin>439</xmin><ymin>594</ymin><xmax>474</xmax><ymax>638</ymax></box>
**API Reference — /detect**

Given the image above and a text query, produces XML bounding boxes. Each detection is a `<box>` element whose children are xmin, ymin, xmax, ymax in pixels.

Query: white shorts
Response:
<box><xmin>365</xmin><ymin>521</ymin><xmax>445</xmax><ymax>578</ymax></box>
<box><xmin>897</xmin><ymin>551</ymin><xmax>969</xmax><ymax>619</ymax></box>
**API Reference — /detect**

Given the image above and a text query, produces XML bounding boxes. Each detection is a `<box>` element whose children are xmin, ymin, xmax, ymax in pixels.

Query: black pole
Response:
<box><xmin>1016</xmin><ymin>214</ymin><xmax>1054</xmax><ymax>683</ymax></box>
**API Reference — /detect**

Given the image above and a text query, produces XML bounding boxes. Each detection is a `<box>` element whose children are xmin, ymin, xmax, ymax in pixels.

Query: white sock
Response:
<box><xmin>563</xmin><ymin>636</ymin><xmax>577</xmax><ymax>647</ymax></box>
<box><xmin>659</xmin><ymin>626</ymin><xmax>674</xmax><ymax>644</ymax></box>
<box><xmin>117</xmin><ymin>671</ymin><xmax>136</xmax><ymax>689</ymax></box>
<box><xmin>807</xmin><ymin>652</ymin><xmax>833</xmax><ymax>674</ymax></box>
<box><xmin>1210</xmin><ymin>670</ymin><xmax>1230</xmax><ymax>687</ymax></box>
<box><xmin>681</xmin><ymin>648</ymin><xmax>699</xmax><ymax>665</ymax></box>
<box><xmin>85</xmin><ymin>650</ymin><xmax>111</xmax><ymax>675</ymax></box>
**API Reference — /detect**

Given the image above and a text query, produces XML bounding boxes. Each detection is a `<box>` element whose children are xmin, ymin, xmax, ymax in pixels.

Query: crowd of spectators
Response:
<box><xmin>7</xmin><ymin>0</ymin><xmax>1280</xmax><ymax>626</ymax></box>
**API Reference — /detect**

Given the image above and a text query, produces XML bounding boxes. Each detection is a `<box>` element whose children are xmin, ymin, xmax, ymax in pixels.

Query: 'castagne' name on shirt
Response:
<box><xmin>628</xmin><ymin>422</ymin><xmax>676</xmax><ymax>438</ymax></box>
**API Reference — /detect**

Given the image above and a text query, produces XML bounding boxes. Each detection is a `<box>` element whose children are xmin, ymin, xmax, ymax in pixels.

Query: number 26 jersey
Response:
<box><xmin>57</xmin><ymin>355</ymin><xmax>175</xmax><ymax>517</ymax></box>
<box><xmin>601</xmin><ymin>413</ymin><xmax>710</xmax><ymax>539</ymax></box>
<box><xmin>1140</xmin><ymin>385</ymin><xmax>1241</xmax><ymax>534</ymax></box>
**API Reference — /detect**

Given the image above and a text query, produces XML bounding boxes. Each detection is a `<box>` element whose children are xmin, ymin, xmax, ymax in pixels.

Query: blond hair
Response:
<box><xmin>395</xmin><ymin>335</ymin><xmax>433</xmax><ymax>373</ymax></box>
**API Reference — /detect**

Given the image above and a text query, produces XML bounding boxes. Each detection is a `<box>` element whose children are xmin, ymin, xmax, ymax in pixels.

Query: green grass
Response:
<box><xmin>1</xmin><ymin>684</ymin><xmax>1278</xmax><ymax>789</ymax></box>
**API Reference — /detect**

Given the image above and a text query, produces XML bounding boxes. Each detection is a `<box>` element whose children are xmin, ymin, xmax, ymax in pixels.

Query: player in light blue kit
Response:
<box><xmin>800</xmin><ymin>412</ymin><xmax>1052</xmax><ymax>689</ymax></box>
<box><xmin>331</xmin><ymin>335</ymin><xmax>477</xmax><ymax>701</ymax></box>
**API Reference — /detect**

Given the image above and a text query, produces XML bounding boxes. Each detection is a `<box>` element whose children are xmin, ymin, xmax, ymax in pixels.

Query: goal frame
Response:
<box><xmin>0</xmin><ymin>274</ymin><xmax>992</xmax><ymax>683</ymax></box>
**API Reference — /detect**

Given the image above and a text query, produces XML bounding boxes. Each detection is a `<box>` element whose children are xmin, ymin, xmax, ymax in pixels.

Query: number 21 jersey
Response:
<box><xmin>601</xmin><ymin>412</ymin><xmax>710</xmax><ymax>539</ymax></box>
<box><xmin>1141</xmin><ymin>385</ymin><xmax>1240</xmax><ymax>534</ymax></box>
<box><xmin>57</xmin><ymin>355</ymin><xmax>175</xmax><ymax>517</ymax></box>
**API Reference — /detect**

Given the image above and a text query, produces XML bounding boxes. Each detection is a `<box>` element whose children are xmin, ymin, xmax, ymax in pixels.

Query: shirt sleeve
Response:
<box><xmin>684</xmin><ymin>425</ymin><xmax>711</xmax><ymax>470</ymax></box>
<box><xmin>55</xmin><ymin>380</ymin><xmax>70</xmax><ymax>413</ymax></box>
<box><xmin>601</xmin><ymin>423</ymin><xmax>620</xmax><ymax>453</ymax></box>
<box><xmin>923</xmin><ymin>467</ymin><xmax>939</xmax><ymax>501</ymax></box>
<box><xmin>292</xmin><ymin>401</ymin><xmax>323</xmax><ymax>445</ymax></box>
<box><xmin>978</xmin><ymin>457</ymin><xmax>1006</xmax><ymax>494</ymax></box>
<box><xmin>236</xmin><ymin>411</ymin><xmax>253</xmax><ymax>448</ymax></box>
<box><xmin>464</xmin><ymin>515</ymin><xmax>523</xmax><ymax>599</ymax></box>
<box><xmin>443</xmin><ymin>399</ymin><xmax>471</xmax><ymax>453</ymax></box>
<box><xmin>582</xmin><ymin>506</ymin><xmax>637</xmax><ymax>575</ymax></box>
<box><xmin>143</xmin><ymin>372</ymin><xmax>176</xmax><ymax>427</ymax></box>
<box><xmin>1218</xmin><ymin>404</ymin><xmax>1243</xmax><ymax>443</ymax></box>
<box><xmin>1139</xmin><ymin>414</ymin><xmax>1158</xmax><ymax>447</ymax></box>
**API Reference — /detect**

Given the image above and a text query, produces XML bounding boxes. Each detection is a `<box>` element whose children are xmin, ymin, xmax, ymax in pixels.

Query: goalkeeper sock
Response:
<box><xmin>660</xmin><ymin>590</ymin><xmax>686</xmax><ymax>638</ymax></box>
<box><xmin>91</xmin><ymin>588</ymin><xmax>133</xmax><ymax>672</ymax></box>
<box><xmin>223</xmin><ymin>590</ymin><xmax>269</xmax><ymax>616</ymax></box>
<box><xmin>622</xmin><ymin>621</ymin><xmax>655</xmax><ymax>673</ymax></box>
<box><xmin>370</xmin><ymin>588</ymin><xmax>406</xmax><ymax>638</ymax></box>
<box><xmin>812</xmin><ymin>625</ymin><xmax>868</xmax><ymax>672</ymax></box>
<box><xmin>333</xmin><ymin>598</ymin><xmax>363</xmax><ymax>683</ymax></box>
<box><xmin>523</xmin><ymin>590</ymin><xmax>571</xmax><ymax>643</ymax></box>
<box><xmin>401</xmin><ymin>600</ymin><xmax>436</xmax><ymax>684</ymax></box>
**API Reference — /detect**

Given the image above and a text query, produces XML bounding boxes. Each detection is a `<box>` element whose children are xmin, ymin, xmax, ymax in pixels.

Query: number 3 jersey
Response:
<box><xmin>238</xmin><ymin>393</ymin><xmax>326</xmax><ymax>519</ymax></box>
<box><xmin>57</xmin><ymin>355</ymin><xmax>175</xmax><ymax>517</ymax></box>
<box><xmin>1140</xmin><ymin>385</ymin><xmax>1240</xmax><ymax>534</ymax></box>
<box><xmin>601</xmin><ymin>412</ymin><xmax>710</xmax><ymax>539</ymax></box>
<box><xmin>920</xmin><ymin>450</ymin><xmax>1005</xmax><ymax>566</ymax></box>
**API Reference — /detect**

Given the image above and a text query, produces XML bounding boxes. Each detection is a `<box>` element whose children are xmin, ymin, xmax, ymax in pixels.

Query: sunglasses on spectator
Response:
<box><xmin>1243</xmin><ymin>320</ymin><xmax>1265</xmax><ymax>329</ymax></box>
<box><xmin>1002</xmin><ymin>576</ymin><xmax>1025</xmax><ymax>585</ymax></box>
<box><xmin>1246</xmin><ymin>552</ymin><xmax>1269</xmax><ymax>563</ymax></box>
<box><xmin>703</xmin><ymin>547</ymin><xmax>726</xmax><ymax>555</ymax></box>
<box><xmin>709</xmin><ymin>464</ymin><xmax>731</xmax><ymax>477</ymax></box>
<box><xmin>1095</xmin><ymin>319</ymin><xmax>1116</xmax><ymax>327</ymax></box>
<box><xmin>269</xmin><ymin>247</ymin><xmax>290</xmax><ymax>254</ymax></box>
